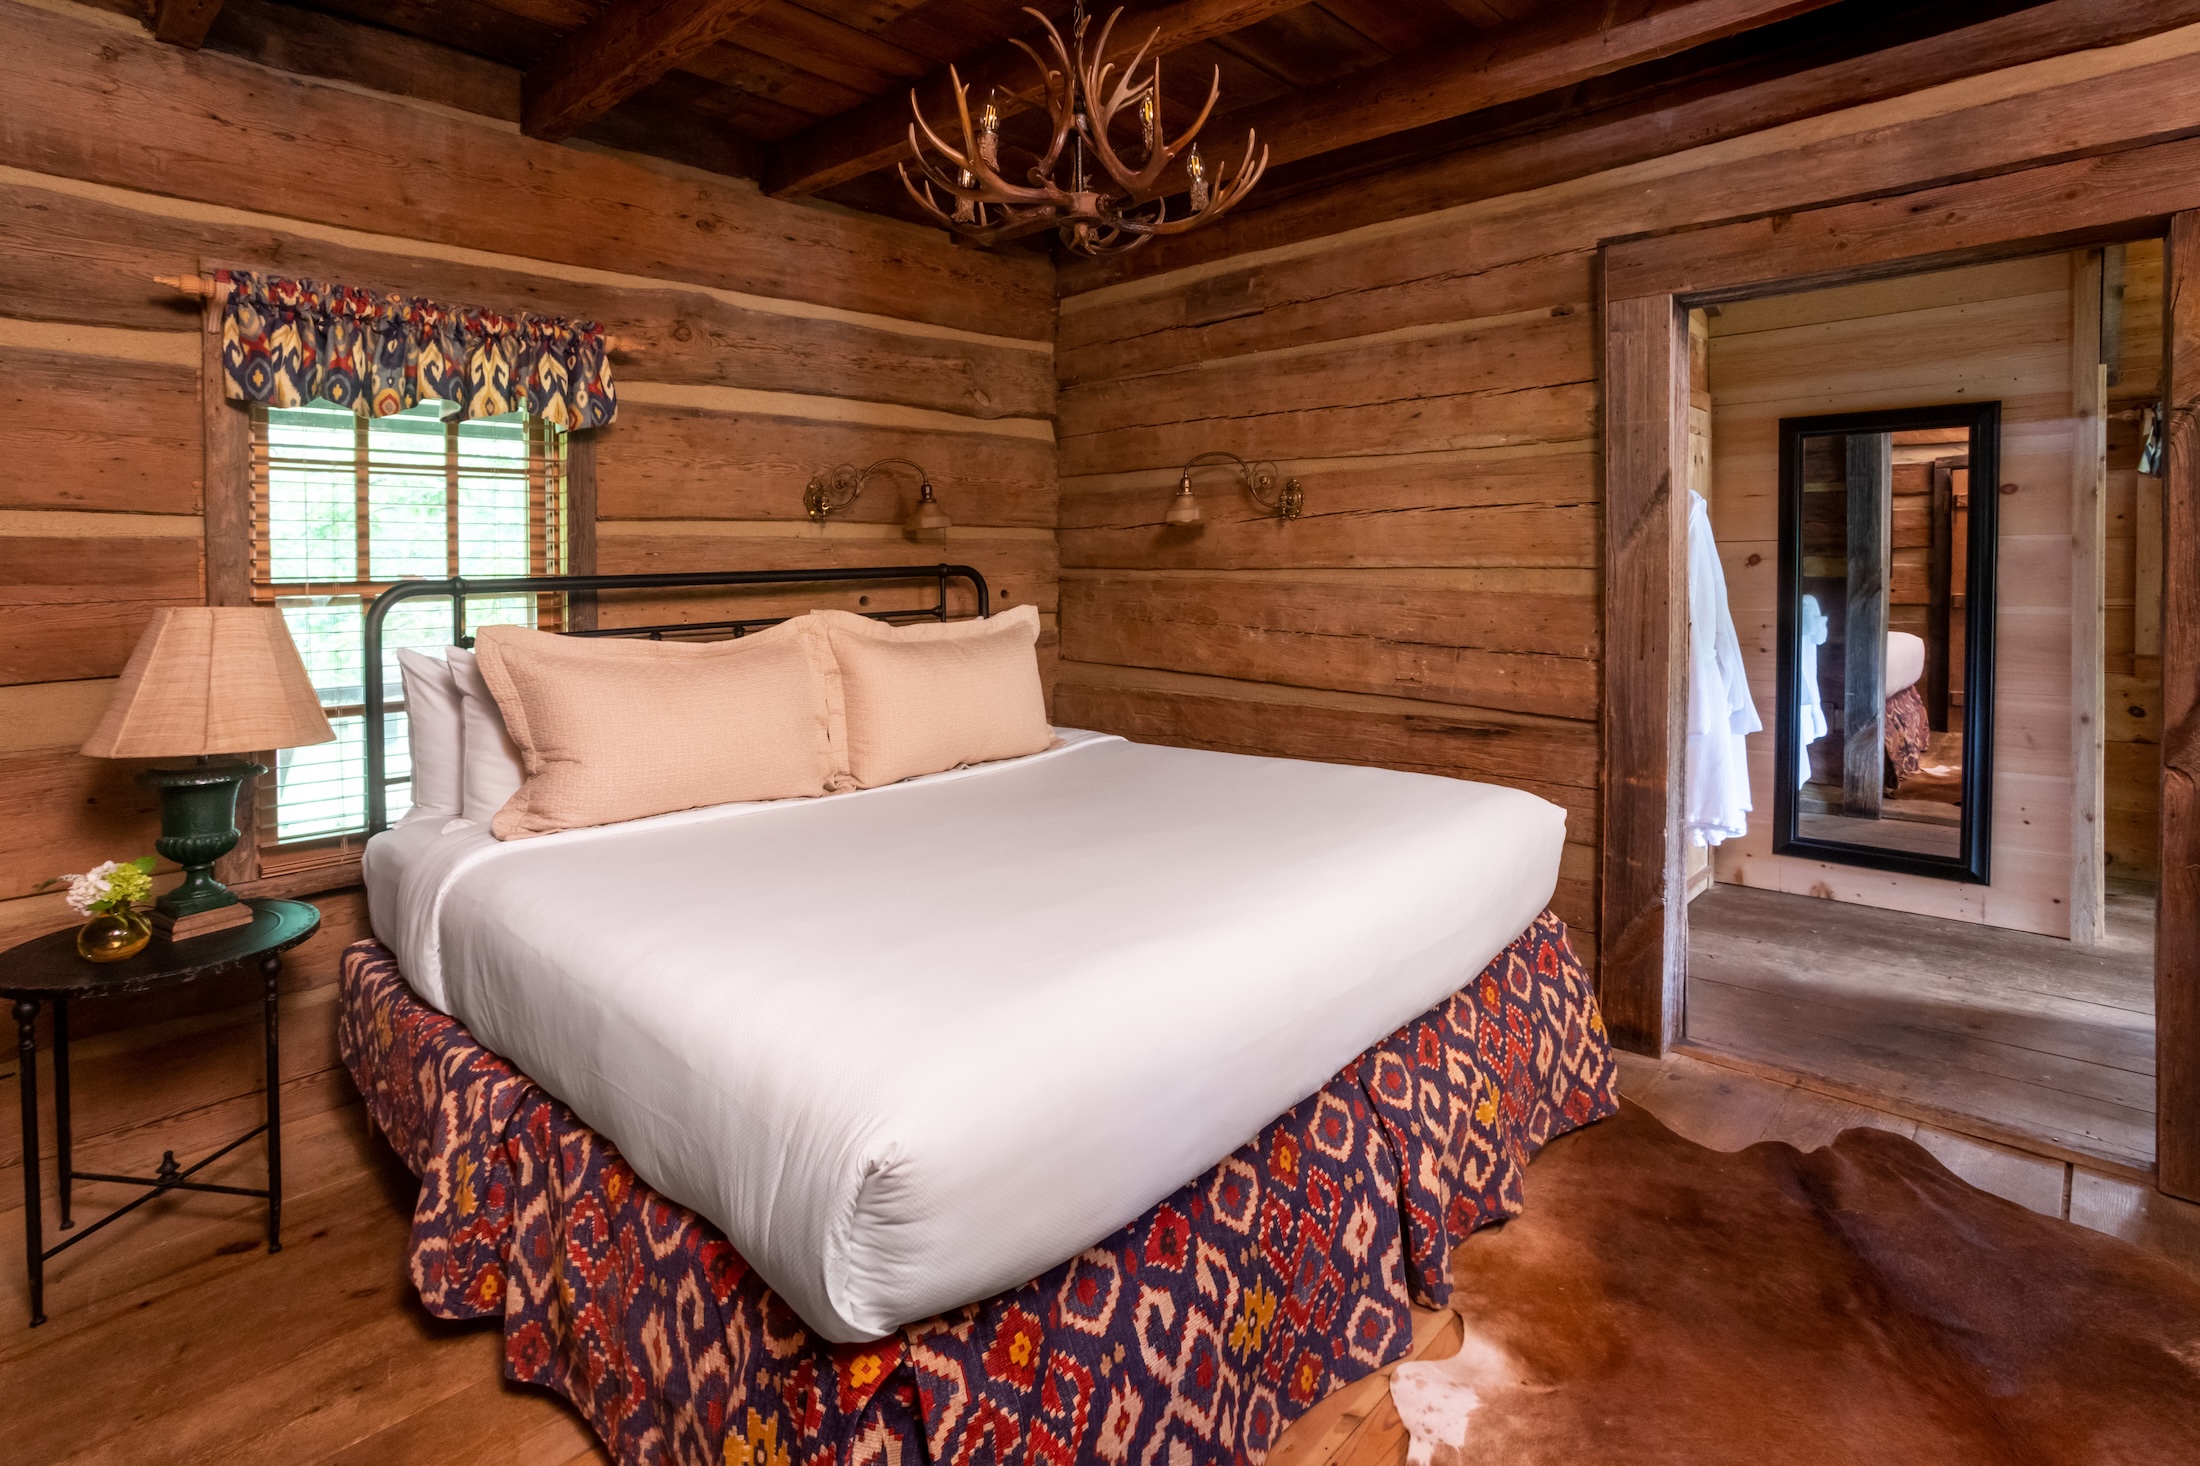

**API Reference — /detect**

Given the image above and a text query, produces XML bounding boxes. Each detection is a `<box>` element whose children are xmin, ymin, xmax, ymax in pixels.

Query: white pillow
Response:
<box><xmin>394</xmin><ymin>648</ymin><xmax>463</xmax><ymax>820</ymax></box>
<box><xmin>446</xmin><ymin>645</ymin><xmax>526</xmax><ymax>824</ymax></box>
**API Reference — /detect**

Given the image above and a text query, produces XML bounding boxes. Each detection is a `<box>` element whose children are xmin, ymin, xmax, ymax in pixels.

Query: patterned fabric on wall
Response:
<box><xmin>215</xmin><ymin>269</ymin><xmax>616</xmax><ymax>428</ymax></box>
<box><xmin>338</xmin><ymin>913</ymin><xmax>1616</xmax><ymax>1466</ymax></box>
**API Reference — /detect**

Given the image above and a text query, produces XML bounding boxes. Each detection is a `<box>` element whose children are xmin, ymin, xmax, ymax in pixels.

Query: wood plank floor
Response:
<box><xmin>4</xmin><ymin>1053</ymin><xmax>2195</xmax><ymax>1463</ymax></box>
<box><xmin>0</xmin><ymin>1103</ymin><xmax>605</xmax><ymax>1466</ymax></box>
<box><xmin>1684</xmin><ymin>880</ymin><xmax>2157</xmax><ymax>1171</ymax></box>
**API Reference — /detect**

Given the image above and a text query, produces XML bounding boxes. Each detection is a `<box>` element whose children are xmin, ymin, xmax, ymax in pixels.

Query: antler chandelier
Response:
<box><xmin>898</xmin><ymin>2</ymin><xmax>1268</xmax><ymax>256</ymax></box>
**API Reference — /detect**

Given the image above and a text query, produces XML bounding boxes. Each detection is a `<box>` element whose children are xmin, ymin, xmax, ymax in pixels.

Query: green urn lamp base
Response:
<box><xmin>139</xmin><ymin>758</ymin><xmax>266</xmax><ymax>941</ymax></box>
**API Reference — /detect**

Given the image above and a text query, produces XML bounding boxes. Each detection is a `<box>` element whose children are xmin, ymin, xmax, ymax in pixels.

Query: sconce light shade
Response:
<box><xmin>1164</xmin><ymin>473</ymin><xmax>1204</xmax><ymax>526</ymax></box>
<box><xmin>808</xmin><ymin>458</ymin><xmax>949</xmax><ymax>543</ymax></box>
<box><xmin>1168</xmin><ymin>451</ymin><xmax>1302</xmax><ymax>524</ymax></box>
<box><xmin>904</xmin><ymin>479</ymin><xmax>952</xmax><ymax>544</ymax></box>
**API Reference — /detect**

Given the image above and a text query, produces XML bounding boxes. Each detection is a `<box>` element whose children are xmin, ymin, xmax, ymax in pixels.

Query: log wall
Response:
<box><xmin>1052</xmin><ymin>20</ymin><xmax>2200</xmax><ymax>979</ymax></box>
<box><xmin>0</xmin><ymin>0</ymin><xmax>1054</xmax><ymax>1221</ymax></box>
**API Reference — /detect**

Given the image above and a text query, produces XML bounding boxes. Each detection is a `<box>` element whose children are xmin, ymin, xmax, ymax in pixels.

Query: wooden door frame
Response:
<box><xmin>1594</xmin><ymin>132</ymin><xmax>2200</xmax><ymax>1199</ymax></box>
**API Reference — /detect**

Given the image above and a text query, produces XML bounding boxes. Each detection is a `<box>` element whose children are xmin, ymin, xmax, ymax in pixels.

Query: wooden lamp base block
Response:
<box><xmin>154</xmin><ymin>903</ymin><xmax>254</xmax><ymax>942</ymax></box>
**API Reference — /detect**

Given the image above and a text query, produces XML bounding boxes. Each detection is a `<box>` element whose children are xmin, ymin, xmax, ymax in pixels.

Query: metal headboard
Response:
<box><xmin>361</xmin><ymin>564</ymin><xmax>990</xmax><ymax>835</ymax></box>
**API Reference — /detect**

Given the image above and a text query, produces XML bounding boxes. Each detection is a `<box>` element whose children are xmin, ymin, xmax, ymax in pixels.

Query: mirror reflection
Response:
<box><xmin>1776</xmin><ymin>404</ymin><xmax>1997</xmax><ymax>881</ymax></box>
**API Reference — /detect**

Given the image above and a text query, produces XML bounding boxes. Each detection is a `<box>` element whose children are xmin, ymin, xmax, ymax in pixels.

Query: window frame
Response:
<box><xmin>248</xmin><ymin>401</ymin><xmax>567</xmax><ymax>870</ymax></box>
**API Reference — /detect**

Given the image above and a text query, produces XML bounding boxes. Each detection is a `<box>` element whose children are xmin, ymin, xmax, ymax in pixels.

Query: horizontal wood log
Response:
<box><xmin>1062</xmin><ymin>376</ymin><xmax>1595</xmax><ymax>480</ymax></box>
<box><xmin>1060</xmin><ymin>0</ymin><xmax>2200</xmax><ymax>294</ymax></box>
<box><xmin>0</xmin><ymin>181</ymin><xmax>1053</xmax><ymax>422</ymax></box>
<box><xmin>0</xmin><ymin>349</ymin><xmax>200</xmax><ymax>514</ymax></box>
<box><xmin>0</xmin><ymin>531</ymin><xmax>200</xmax><ymax>684</ymax></box>
<box><xmin>1061</xmin><ymin>447</ymin><xmax>1600</xmax><ymax>569</ymax></box>
<box><xmin>0</xmin><ymin>531</ymin><xmax>202</xmax><ymax>607</ymax></box>
<box><xmin>0</xmin><ymin>603</ymin><xmax>196</xmax><ymax>687</ymax></box>
<box><xmin>766</xmin><ymin>0</ymin><xmax>1305</xmax><ymax>199</ymax></box>
<box><xmin>1054</xmin><ymin>663</ymin><xmax>1599</xmax><ymax>789</ymax></box>
<box><xmin>201</xmin><ymin>0</ymin><xmax>765</xmax><ymax>179</ymax></box>
<box><xmin>1607</xmin><ymin>128</ymin><xmax>2200</xmax><ymax>302</ymax></box>
<box><xmin>205</xmin><ymin>0</ymin><xmax>518</xmax><ymax>118</ymax></box>
<box><xmin>1060</xmin><ymin>308</ymin><xmax>1590</xmax><ymax>449</ymax></box>
<box><xmin>595</xmin><ymin>532</ymin><xmax>1059</xmax><ymax>612</ymax></box>
<box><xmin>1060</xmin><ymin>573</ymin><xmax>1598</xmax><ymax>719</ymax></box>
<box><xmin>593</xmin><ymin>577</ymin><xmax>1052</xmax><ymax>627</ymax></box>
<box><xmin>523</xmin><ymin>0</ymin><xmax>776</xmax><ymax>141</ymax></box>
<box><xmin>0</xmin><ymin>748</ymin><xmax>163</xmax><ymax>900</ymax></box>
<box><xmin>0</xmin><ymin>0</ymin><xmax>1053</xmax><ymax>340</ymax></box>
<box><xmin>1060</xmin><ymin>247</ymin><xmax>1593</xmax><ymax>388</ymax></box>
<box><xmin>593</xmin><ymin>405</ymin><xmax>1057</xmax><ymax>527</ymax></box>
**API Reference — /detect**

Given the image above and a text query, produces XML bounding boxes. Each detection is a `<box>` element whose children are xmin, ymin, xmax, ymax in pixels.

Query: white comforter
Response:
<box><xmin>364</xmin><ymin>731</ymin><xmax>1566</xmax><ymax>1342</ymax></box>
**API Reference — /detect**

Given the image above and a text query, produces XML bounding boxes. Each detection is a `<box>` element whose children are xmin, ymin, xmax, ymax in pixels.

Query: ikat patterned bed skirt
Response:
<box><xmin>337</xmin><ymin>911</ymin><xmax>1617</xmax><ymax>1466</ymax></box>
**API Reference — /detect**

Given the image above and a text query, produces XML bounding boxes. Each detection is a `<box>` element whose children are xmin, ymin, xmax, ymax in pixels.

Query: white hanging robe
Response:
<box><xmin>1685</xmin><ymin>491</ymin><xmax>1762</xmax><ymax>846</ymax></box>
<box><xmin>1795</xmin><ymin>594</ymin><xmax>1830</xmax><ymax>788</ymax></box>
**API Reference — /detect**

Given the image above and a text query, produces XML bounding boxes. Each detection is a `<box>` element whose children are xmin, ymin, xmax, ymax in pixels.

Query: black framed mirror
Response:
<box><xmin>1773</xmin><ymin>402</ymin><xmax>1998</xmax><ymax>882</ymax></box>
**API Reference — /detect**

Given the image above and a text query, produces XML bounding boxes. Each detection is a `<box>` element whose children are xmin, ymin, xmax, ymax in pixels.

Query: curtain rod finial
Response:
<box><xmin>154</xmin><ymin>272</ymin><xmax>220</xmax><ymax>300</ymax></box>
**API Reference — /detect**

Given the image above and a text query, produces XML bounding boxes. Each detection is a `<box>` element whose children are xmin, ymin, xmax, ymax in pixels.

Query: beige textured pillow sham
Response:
<box><xmin>813</xmin><ymin>605</ymin><xmax>1051</xmax><ymax>788</ymax></box>
<box><xmin>472</xmin><ymin>619</ymin><xmax>847</xmax><ymax>840</ymax></box>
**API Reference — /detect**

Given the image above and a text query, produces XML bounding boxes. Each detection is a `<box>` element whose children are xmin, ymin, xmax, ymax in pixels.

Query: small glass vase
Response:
<box><xmin>77</xmin><ymin>907</ymin><xmax>152</xmax><ymax>963</ymax></box>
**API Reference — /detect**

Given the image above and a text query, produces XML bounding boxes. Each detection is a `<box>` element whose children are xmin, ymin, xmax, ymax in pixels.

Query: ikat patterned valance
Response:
<box><xmin>214</xmin><ymin>269</ymin><xmax>616</xmax><ymax>429</ymax></box>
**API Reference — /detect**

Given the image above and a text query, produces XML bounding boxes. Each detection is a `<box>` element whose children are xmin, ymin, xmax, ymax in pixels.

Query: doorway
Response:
<box><xmin>1681</xmin><ymin>248</ymin><xmax>2161</xmax><ymax>1176</ymax></box>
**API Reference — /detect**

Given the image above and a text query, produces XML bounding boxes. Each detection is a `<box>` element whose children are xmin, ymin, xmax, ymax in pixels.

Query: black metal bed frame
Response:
<box><xmin>361</xmin><ymin>564</ymin><xmax>990</xmax><ymax>836</ymax></box>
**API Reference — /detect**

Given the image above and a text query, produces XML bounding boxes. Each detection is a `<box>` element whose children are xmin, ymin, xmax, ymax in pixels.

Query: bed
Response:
<box><xmin>339</xmin><ymin>565</ymin><xmax>1618</xmax><ymax>1465</ymax></box>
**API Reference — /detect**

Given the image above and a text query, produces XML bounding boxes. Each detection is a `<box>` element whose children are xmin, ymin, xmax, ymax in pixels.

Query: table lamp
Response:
<box><xmin>80</xmin><ymin>608</ymin><xmax>334</xmax><ymax>941</ymax></box>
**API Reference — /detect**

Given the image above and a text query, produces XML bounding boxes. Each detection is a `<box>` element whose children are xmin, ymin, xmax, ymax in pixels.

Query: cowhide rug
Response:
<box><xmin>1392</xmin><ymin>1102</ymin><xmax>2200</xmax><ymax>1465</ymax></box>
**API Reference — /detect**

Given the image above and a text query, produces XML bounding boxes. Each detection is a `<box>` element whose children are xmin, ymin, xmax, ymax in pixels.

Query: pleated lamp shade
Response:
<box><xmin>81</xmin><ymin>607</ymin><xmax>335</xmax><ymax>759</ymax></box>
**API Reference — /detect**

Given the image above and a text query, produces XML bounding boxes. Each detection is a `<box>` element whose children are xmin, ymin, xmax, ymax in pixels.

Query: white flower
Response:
<box><xmin>63</xmin><ymin>861</ymin><xmax>119</xmax><ymax>917</ymax></box>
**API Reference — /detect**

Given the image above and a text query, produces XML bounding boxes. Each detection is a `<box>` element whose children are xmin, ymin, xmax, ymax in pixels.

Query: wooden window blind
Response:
<box><xmin>250</xmin><ymin>400</ymin><xmax>566</xmax><ymax>867</ymax></box>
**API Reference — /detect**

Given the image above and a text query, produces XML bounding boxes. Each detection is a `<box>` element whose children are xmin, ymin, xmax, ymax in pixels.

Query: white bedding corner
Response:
<box><xmin>362</xmin><ymin>729</ymin><xmax>1567</xmax><ymax>1342</ymax></box>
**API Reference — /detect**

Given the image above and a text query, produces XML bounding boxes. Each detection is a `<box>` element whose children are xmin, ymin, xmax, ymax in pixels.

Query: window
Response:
<box><xmin>254</xmin><ymin>400</ymin><xmax>566</xmax><ymax>861</ymax></box>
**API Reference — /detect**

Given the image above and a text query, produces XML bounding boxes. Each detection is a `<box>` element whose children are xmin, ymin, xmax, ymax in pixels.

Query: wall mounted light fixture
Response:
<box><xmin>804</xmin><ymin>458</ymin><xmax>952</xmax><ymax>544</ymax></box>
<box><xmin>1165</xmin><ymin>450</ymin><xmax>1303</xmax><ymax>527</ymax></box>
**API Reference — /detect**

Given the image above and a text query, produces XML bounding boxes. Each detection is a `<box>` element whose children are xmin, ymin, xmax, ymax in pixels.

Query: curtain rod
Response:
<box><xmin>152</xmin><ymin>274</ymin><xmax>632</xmax><ymax>353</ymax></box>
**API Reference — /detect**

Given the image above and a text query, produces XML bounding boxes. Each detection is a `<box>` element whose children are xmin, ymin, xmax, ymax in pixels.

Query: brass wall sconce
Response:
<box><xmin>803</xmin><ymin>457</ymin><xmax>952</xmax><ymax>543</ymax></box>
<box><xmin>1164</xmin><ymin>450</ymin><xmax>1304</xmax><ymax>526</ymax></box>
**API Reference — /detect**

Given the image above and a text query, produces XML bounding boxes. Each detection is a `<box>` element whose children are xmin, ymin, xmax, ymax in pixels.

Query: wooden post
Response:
<box><xmin>1599</xmin><ymin>291</ymin><xmax>1691</xmax><ymax>1056</ymax></box>
<box><xmin>566</xmin><ymin>428</ymin><xmax>601</xmax><ymax>631</ymax></box>
<box><xmin>200</xmin><ymin>280</ymin><xmax>261</xmax><ymax>890</ymax></box>
<box><xmin>2159</xmin><ymin>211</ymin><xmax>2200</xmax><ymax>1201</ymax></box>
<box><xmin>1925</xmin><ymin>459</ymin><xmax>1955</xmax><ymax>730</ymax></box>
<box><xmin>1842</xmin><ymin>433</ymin><xmax>1890</xmax><ymax>818</ymax></box>
<box><xmin>2072</xmin><ymin>249</ymin><xmax>2110</xmax><ymax>944</ymax></box>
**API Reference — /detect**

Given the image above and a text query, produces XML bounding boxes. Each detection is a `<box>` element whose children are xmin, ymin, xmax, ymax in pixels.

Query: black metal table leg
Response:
<box><xmin>53</xmin><ymin>995</ymin><xmax>71</xmax><ymax>1231</ymax></box>
<box><xmin>16</xmin><ymin>997</ymin><xmax>43</xmax><ymax>1327</ymax></box>
<box><xmin>262</xmin><ymin>954</ymin><xmax>282</xmax><ymax>1253</ymax></box>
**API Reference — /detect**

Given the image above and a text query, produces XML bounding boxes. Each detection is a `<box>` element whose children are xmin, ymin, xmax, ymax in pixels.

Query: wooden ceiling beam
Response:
<box><xmin>522</xmin><ymin>0</ymin><xmax>776</xmax><ymax>141</ymax></box>
<box><xmin>1060</xmin><ymin>0</ymin><xmax>2198</xmax><ymax>292</ymax></box>
<box><xmin>766</xmin><ymin>0</ymin><xmax>1308</xmax><ymax>200</ymax></box>
<box><xmin>151</xmin><ymin>0</ymin><xmax>228</xmax><ymax>49</ymax></box>
<box><xmin>1199</xmin><ymin>0</ymin><xmax>1846</xmax><ymax>186</ymax></box>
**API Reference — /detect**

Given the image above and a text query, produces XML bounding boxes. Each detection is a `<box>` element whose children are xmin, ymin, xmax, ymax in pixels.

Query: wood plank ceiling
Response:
<box><xmin>136</xmin><ymin>0</ymin><xmax>2162</xmax><ymax>255</ymax></box>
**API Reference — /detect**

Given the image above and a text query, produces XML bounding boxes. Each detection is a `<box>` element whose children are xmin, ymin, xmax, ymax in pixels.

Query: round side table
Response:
<box><xmin>0</xmin><ymin>898</ymin><xmax>320</xmax><ymax>1325</ymax></box>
